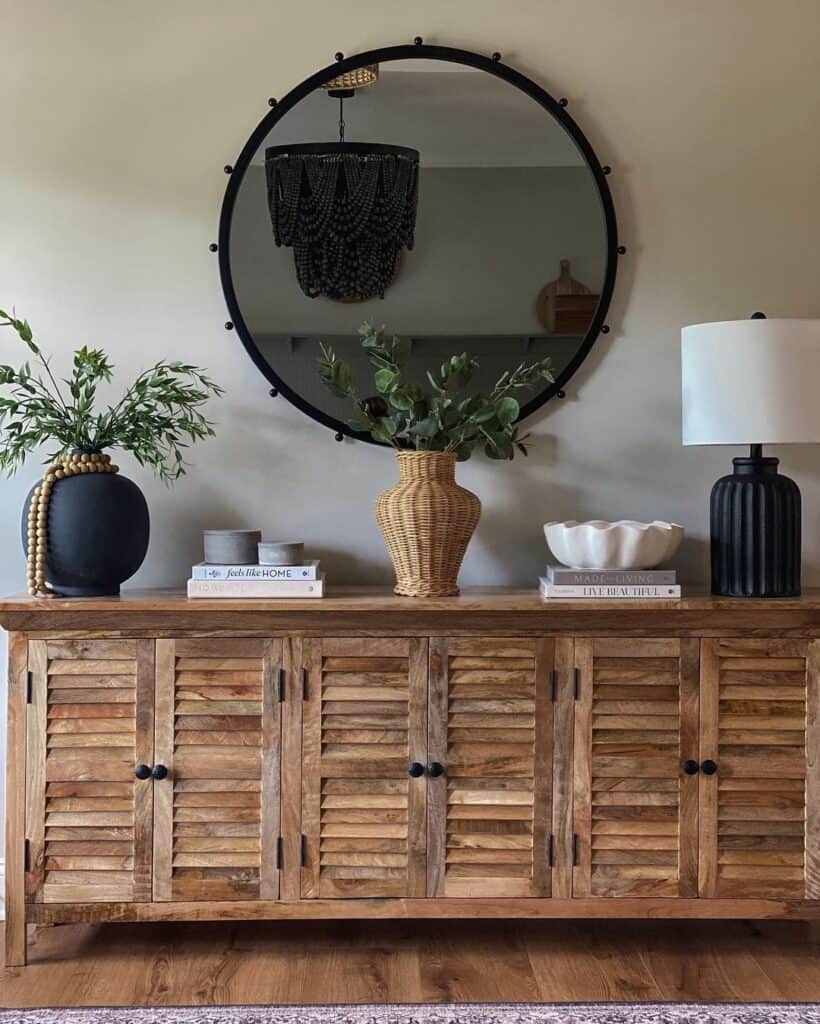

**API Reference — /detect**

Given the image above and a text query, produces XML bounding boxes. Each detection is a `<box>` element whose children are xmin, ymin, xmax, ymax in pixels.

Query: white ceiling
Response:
<box><xmin>253</xmin><ymin>67</ymin><xmax>585</xmax><ymax>168</ymax></box>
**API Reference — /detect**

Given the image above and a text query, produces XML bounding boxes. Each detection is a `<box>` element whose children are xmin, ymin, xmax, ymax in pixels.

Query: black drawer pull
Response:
<box><xmin>134</xmin><ymin>764</ymin><xmax>151</xmax><ymax>780</ymax></box>
<box><xmin>408</xmin><ymin>762</ymin><xmax>424</xmax><ymax>778</ymax></box>
<box><xmin>682</xmin><ymin>759</ymin><xmax>700</xmax><ymax>776</ymax></box>
<box><xmin>428</xmin><ymin>762</ymin><xmax>445</xmax><ymax>778</ymax></box>
<box><xmin>152</xmin><ymin>764</ymin><xmax>168</xmax><ymax>780</ymax></box>
<box><xmin>701</xmin><ymin>759</ymin><xmax>718</xmax><ymax>776</ymax></box>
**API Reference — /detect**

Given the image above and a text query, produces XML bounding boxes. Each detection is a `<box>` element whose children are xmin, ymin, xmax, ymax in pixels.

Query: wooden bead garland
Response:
<box><xmin>27</xmin><ymin>452</ymin><xmax>119</xmax><ymax>597</ymax></box>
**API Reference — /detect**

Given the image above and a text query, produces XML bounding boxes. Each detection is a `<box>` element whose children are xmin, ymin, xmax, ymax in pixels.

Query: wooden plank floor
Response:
<box><xmin>2</xmin><ymin>920</ymin><xmax>820</xmax><ymax>1006</ymax></box>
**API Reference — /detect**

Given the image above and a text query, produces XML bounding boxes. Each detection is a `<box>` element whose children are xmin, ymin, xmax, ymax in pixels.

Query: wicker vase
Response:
<box><xmin>375</xmin><ymin>451</ymin><xmax>481</xmax><ymax>597</ymax></box>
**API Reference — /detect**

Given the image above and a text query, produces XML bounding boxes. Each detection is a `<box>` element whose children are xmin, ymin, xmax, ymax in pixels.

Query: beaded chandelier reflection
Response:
<box><xmin>265</xmin><ymin>83</ymin><xmax>419</xmax><ymax>301</ymax></box>
<box><xmin>265</xmin><ymin>142</ymin><xmax>419</xmax><ymax>301</ymax></box>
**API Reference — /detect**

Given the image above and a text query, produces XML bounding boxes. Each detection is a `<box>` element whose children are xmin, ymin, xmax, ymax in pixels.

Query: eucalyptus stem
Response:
<box><xmin>318</xmin><ymin>323</ymin><xmax>554</xmax><ymax>461</ymax></box>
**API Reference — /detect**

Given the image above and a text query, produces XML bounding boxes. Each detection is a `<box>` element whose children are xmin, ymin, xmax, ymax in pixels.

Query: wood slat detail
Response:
<box><xmin>302</xmin><ymin>637</ymin><xmax>427</xmax><ymax>899</ymax></box>
<box><xmin>574</xmin><ymin>637</ymin><xmax>698</xmax><ymax>898</ymax></box>
<box><xmin>700</xmin><ymin>638</ymin><xmax>810</xmax><ymax>900</ymax></box>
<box><xmin>25</xmin><ymin>638</ymin><xmax>153</xmax><ymax>905</ymax></box>
<box><xmin>152</xmin><ymin>638</ymin><xmax>281</xmax><ymax>902</ymax></box>
<box><xmin>429</xmin><ymin>638</ymin><xmax>551</xmax><ymax>899</ymax></box>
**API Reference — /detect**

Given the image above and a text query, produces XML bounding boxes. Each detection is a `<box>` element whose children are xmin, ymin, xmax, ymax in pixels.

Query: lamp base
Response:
<box><xmin>710</xmin><ymin>455</ymin><xmax>801</xmax><ymax>597</ymax></box>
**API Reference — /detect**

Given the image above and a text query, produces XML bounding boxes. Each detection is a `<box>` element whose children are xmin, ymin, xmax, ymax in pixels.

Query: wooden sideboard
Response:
<box><xmin>3</xmin><ymin>587</ymin><xmax>819</xmax><ymax>965</ymax></box>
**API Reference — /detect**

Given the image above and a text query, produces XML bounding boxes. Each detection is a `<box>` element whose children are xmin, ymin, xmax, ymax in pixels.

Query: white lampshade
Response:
<box><xmin>681</xmin><ymin>318</ymin><xmax>820</xmax><ymax>446</ymax></box>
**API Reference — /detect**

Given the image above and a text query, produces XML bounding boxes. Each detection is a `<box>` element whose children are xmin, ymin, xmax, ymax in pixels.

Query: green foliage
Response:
<box><xmin>317</xmin><ymin>323</ymin><xmax>555</xmax><ymax>461</ymax></box>
<box><xmin>0</xmin><ymin>309</ymin><xmax>224</xmax><ymax>482</ymax></box>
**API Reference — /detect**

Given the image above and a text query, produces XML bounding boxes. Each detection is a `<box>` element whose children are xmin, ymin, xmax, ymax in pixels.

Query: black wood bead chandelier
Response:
<box><xmin>265</xmin><ymin>83</ymin><xmax>419</xmax><ymax>301</ymax></box>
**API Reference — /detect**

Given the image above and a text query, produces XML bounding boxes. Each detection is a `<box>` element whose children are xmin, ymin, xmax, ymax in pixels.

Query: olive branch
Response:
<box><xmin>0</xmin><ymin>309</ymin><xmax>224</xmax><ymax>482</ymax></box>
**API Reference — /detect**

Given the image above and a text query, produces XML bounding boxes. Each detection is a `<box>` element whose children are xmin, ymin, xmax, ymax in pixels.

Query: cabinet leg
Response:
<box><xmin>5</xmin><ymin>633</ymin><xmax>28</xmax><ymax>968</ymax></box>
<box><xmin>3</xmin><ymin>911</ymin><xmax>27</xmax><ymax>967</ymax></box>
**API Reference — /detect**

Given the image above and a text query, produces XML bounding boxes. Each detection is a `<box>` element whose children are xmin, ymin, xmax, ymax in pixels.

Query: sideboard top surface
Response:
<box><xmin>3</xmin><ymin>586</ymin><xmax>820</xmax><ymax>635</ymax></box>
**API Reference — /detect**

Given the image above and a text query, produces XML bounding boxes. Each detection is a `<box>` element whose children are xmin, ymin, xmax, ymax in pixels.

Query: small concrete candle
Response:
<box><xmin>203</xmin><ymin>529</ymin><xmax>262</xmax><ymax>565</ymax></box>
<box><xmin>258</xmin><ymin>541</ymin><xmax>304</xmax><ymax>566</ymax></box>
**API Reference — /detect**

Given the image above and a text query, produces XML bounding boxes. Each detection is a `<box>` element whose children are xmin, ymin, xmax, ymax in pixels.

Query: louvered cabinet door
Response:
<box><xmin>26</xmin><ymin>639</ymin><xmax>155</xmax><ymax>903</ymax></box>
<box><xmin>301</xmin><ymin>638</ymin><xmax>428</xmax><ymax>898</ymax></box>
<box><xmin>573</xmin><ymin>638</ymin><xmax>700</xmax><ymax>898</ymax></box>
<box><xmin>699</xmin><ymin>639</ymin><xmax>820</xmax><ymax>899</ymax></box>
<box><xmin>427</xmin><ymin>638</ymin><xmax>554</xmax><ymax>898</ymax></box>
<box><xmin>153</xmin><ymin>639</ymin><xmax>282</xmax><ymax>901</ymax></box>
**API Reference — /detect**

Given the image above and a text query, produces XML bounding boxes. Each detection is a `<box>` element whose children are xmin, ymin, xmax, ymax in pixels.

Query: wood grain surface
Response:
<box><xmin>6</xmin><ymin>587</ymin><xmax>820</xmax><ymax>637</ymax></box>
<box><xmin>152</xmin><ymin>638</ymin><xmax>281</xmax><ymax>902</ymax></box>
<box><xmin>699</xmin><ymin>639</ymin><xmax>812</xmax><ymax>900</ymax></box>
<box><xmin>573</xmin><ymin>638</ymin><xmax>700</xmax><ymax>899</ymax></box>
<box><xmin>8</xmin><ymin>589</ymin><xmax>820</xmax><ymax>970</ymax></box>
<box><xmin>3</xmin><ymin>917</ymin><xmax>820</xmax><ymax>1005</ymax></box>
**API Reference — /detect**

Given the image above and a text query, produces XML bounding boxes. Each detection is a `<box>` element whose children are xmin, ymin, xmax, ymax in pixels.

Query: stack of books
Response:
<box><xmin>539</xmin><ymin>565</ymin><xmax>680</xmax><ymax>600</ymax></box>
<box><xmin>187</xmin><ymin>559</ymin><xmax>325</xmax><ymax>599</ymax></box>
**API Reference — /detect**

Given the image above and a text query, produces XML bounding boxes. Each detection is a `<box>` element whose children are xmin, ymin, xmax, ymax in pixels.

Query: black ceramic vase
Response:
<box><xmin>21</xmin><ymin>464</ymin><xmax>150</xmax><ymax>597</ymax></box>
<box><xmin>710</xmin><ymin>455</ymin><xmax>801</xmax><ymax>598</ymax></box>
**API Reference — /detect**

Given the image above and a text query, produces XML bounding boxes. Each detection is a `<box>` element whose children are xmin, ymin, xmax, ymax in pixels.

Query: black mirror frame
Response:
<box><xmin>217</xmin><ymin>42</ymin><xmax>620</xmax><ymax>443</ymax></box>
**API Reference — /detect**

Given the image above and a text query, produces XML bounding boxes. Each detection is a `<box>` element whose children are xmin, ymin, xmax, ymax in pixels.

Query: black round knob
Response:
<box><xmin>701</xmin><ymin>759</ymin><xmax>718</xmax><ymax>776</ymax></box>
<box><xmin>428</xmin><ymin>762</ymin><xmax>445</xmax><ymax>778</ymax></box>
<box><xmin>557</xmin><ymin>389</ymin><xmax>566</xmax><ymax>399</ymax></box>
<box><xmin>751</xmin><ymin>311</ymin><xmax>767</xmax><ymax>319</ymax></box>
<box><xmin>334</xmin><ymin>431</ymin><xmax>344</xmax><ymax>442</ymax></box>
<box><xmin>268</xmin><ymin>97</ymin><xmax>277</xmax><ymax>107</ymax></box>
<box><xmin>683</xmin><ymin>759</ymin><xmax>699</xmax><ymax>776</ymax></box>
<box><xmin>335</xmin><ymin>51</ymin><xmax>344</xmax><ymax>61</ymax></box>
<box><xmin>208</xmin><ymin>243</ymin><xmax>218</xmax><ymax>252</ymax></box>
<box><xmin>414</xmin><ymin>36</ymin><xmax>423</xmax><ymax>46</ymax></box>
<box><xmin>601</xmin><ymin>325</ymin><xmax>611</xmax><ymax>334</ymax></box>
<box><xmin>134</xmin><ymin>764</ymin><xmax>151</xmax><ymax>780</ymax></box>
<box><xmin>224</xmin><ymin>321</ymin><xmax>234</xmax><ymax>331</ymax></box>
<box><xmin>152</xmin><ymin>764</ymin><xmax>168</xmax><ymax>780</ymax></box>
<box><xmin>491</xmin><ymin>52</ymin><xmax>502</xmax><ymax>62</ymax></box>
<box><xmin>617</xmin><ymin>245</ymin><xmax>627</xmax><ymax>255</ymax></box>
<box><xmin>223</xmin><ymin>164</ymin><xmax>233</xmax><ymax>174</ymax></box>
<box><xmin>602</xmin><ymin>165</ymin><xmax>612</xmax><ymax>175</ymax></box>
<box><xmin>558</xmin><ymin>97</ymin><xmax>568</xmax><ymax>107</ymax></box>
<box><xmin>269</xmin><ymin>387</ymin><xmax>278</xmax><ymax>398</ymax></box>
<box><xmin>408</xmin><ymin>762</ymin><xmax>424</xmax><ymax>778</ymax></box>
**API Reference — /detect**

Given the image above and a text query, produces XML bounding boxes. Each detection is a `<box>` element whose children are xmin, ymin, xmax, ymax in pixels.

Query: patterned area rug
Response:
<box><xmin>0</xmin><ymin>1006</ymin><xmax>818</xmax><ymax>1024</ymax></box>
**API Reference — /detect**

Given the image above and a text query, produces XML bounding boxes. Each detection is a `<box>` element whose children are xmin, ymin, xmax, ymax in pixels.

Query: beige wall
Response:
<box><xmin>2</xmin><ymin>0</ymin><xmax>820</xmax><ymax>826</ymax></box>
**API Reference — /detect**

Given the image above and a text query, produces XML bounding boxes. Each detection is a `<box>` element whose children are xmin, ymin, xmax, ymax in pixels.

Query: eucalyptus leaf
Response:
<box><xmin>495</xmin><ymin>396</ymin><xmax>520</xmax><ymax>426</ymax></box>
<box><xmin>374</xmin><ymin>368</ymin><xmax>397</xmax><ymax>393</ymax></box>
<box><xmin>472</xmin><ymin>404</ymin><xmax>498</xmax><ymax>425</ymax></box>
<box><xmin>387</xmin><ymin>389</ymin><xmax>413</xmax><ymax>412</ymax></box>
<box><xmin>370</xmin><ymin>416</ymin><xmax>398</xmax><ymax>444</ymax></box>
<box><xmin>408</xmin><ymin>416</ymin><xmax>440</xmax><ymax>439</ymax></box>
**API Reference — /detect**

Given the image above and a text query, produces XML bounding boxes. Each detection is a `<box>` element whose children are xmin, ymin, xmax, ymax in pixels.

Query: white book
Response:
<box><xmin>539</xmin><ymin>578</ymin><xmax>680</xmax><ymax>600</ymax></box>
<box><xmin>191</xmin><ymin>560</ymin><xmax>319</xmax><ymax>581</ymax></box>
<box><xmin>187</xmin><ymin>576</ymin><xmax>325</xmax><ymax>599</ymax></box>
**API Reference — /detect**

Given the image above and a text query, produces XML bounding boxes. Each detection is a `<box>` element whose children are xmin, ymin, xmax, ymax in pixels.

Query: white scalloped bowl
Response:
<box><xmin>544</xmin><ymin>520</ymin><xmax>684</xmax><ymax>570</ymax></box>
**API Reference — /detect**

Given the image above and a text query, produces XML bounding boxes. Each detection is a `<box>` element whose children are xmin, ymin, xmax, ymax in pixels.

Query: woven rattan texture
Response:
<box><xmin>375</xmin><ymin>451</ymin><xmax>481</xmax><ymax>597</ymax></box>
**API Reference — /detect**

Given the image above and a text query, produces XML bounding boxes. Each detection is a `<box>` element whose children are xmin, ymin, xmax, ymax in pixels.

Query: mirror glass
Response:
<box><xmin>227</xmin><ymin>57</ymin><xmax>612</xmax><ymax>436</ymax></box>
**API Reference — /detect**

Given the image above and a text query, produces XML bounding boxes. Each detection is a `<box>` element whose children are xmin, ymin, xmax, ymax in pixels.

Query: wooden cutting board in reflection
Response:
<box><xmin>536</xmin><ymin>258</ymin><xmax>599</xmax><ymax>334</ymax></box>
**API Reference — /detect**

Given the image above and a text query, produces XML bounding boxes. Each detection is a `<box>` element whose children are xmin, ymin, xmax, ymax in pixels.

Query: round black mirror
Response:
<box><xmin>218</xmin><ymin>43</ymin><xmax>619</xmax><ymax>443</ymax></box>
